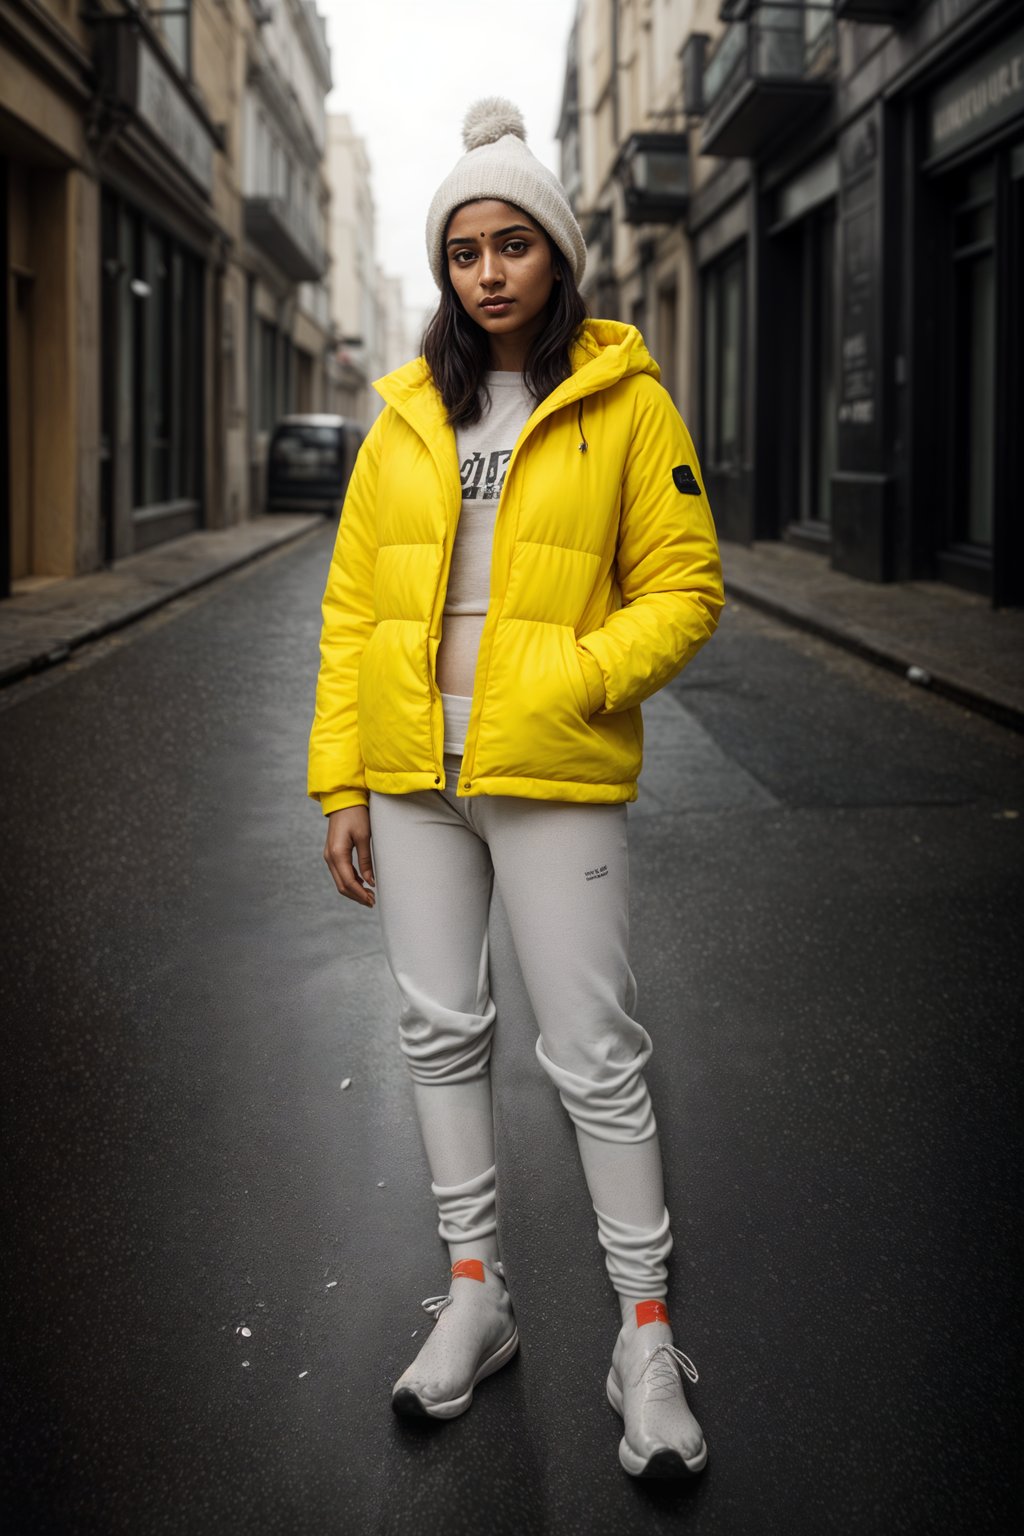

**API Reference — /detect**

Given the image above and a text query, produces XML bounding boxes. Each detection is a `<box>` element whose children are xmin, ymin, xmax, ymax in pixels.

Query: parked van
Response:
<box><xmin>266</xmin><ymin>415</ymin><xmax>363</xmax><ymax>518</ymax></box>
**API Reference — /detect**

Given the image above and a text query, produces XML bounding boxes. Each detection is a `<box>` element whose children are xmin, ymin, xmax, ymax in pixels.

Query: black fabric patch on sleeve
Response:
<box><xmin>672</xmin><ymin>465</ymin><xmax>702</xmax><ymax>496</ymax></box>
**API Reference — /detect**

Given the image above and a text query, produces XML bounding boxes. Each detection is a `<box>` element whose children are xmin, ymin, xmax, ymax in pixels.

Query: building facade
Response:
<box><xmin>241</xmin><ymin>0</ymin><xmax>333</xmax><ymax>515</ymax></box>
<box><xmin>325</xmin><ymin>113</ymin><xmax>380</xmax><ymax>422</ymax></box>
<box><xmin>375</xmin><ymin>270</ymin><xmax>419</xmax><ymax>381</ymax></box>
<box><xmin>1</xmin><ymin>0</ymin><xmax>334</xmax><ymax>599</ymax></box>
<box><xmin>559</xmin><ymin>0</ymin><xmax>1023</xmax><ymax>605</ymax></box>
<box><xmin>559</xmin><ymin>0</ymin><xmax>708</xmax><ymax>417</ymax></box>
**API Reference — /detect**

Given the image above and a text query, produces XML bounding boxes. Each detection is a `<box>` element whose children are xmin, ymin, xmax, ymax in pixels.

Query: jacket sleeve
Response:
<box><xmin>577</xmin><ymin>379</ymin><xmax>724</xmax><ymax>715</ymax></box>
<box><xmin>307</xmin><ymin>412</ymin><xmax>385</xmax><ymax>813</ymax></box>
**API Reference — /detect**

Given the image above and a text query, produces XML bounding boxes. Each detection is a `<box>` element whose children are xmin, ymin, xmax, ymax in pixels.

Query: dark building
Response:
<box><xmin>688</xmin><ymin>0</ymin><xmax>1022</xmax><ymax>605</ymax></box>
<box><xmin>1</xmin><ymin>0</ymin><xmax>333</xmax><ymax>601</ymax></box>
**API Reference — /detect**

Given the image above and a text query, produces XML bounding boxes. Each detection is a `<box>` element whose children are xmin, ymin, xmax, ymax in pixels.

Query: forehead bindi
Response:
<box><xmin>447</xmin><ymin>222</ymin><xmax>536</xmax><ymax>248</ymax></box>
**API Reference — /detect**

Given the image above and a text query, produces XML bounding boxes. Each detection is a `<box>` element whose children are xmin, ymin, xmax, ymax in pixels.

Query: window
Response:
<box><xmin>702</xmin><ymin>246</ymin><xmax>746</xmax><ymax>468</ymax></box>
<box><xmin>158</xmin><ymin>0</ymin><xmax>191</xmax><ymax>77</ymax></box>
<box><xmin>254</xmin><ymin>112</ymin><xmax>270</xmax><ymax>191</ymax></box>
<box><xmin>271</xmin><ymin>423</ymin><xmax>340</xmax><ymax>478</ymax></box>
<box><xmin>657</xmin><ymin>283</ymin><xmax>679</xmax><ymax>403</ymax></box>
<box><xmin>949</xmin><ymin>163</ymin><xmax>996</xmax><ymax>549</ymax></box>
<box><xmin>129</xmin><ymin>213</ymin><xmax>201</xmax><ymax>509</ymax></box>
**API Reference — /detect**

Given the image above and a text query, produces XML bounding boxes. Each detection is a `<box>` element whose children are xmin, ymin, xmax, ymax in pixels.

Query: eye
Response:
<box><xmin>503</xmin><ymin>239</ymin><xmax>528</xmax><ymax>255</ymax></box>
<box><xmin>450</xmin><ymin>249</ymin><xmax>476</xmax><ymax>266</ymax></box>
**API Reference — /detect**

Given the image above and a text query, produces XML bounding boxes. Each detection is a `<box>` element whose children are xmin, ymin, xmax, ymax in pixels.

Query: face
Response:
<box><xmin>445</xmin><ymin>199</ymin><xmax>559</xmax><ymax>355</ymax></box>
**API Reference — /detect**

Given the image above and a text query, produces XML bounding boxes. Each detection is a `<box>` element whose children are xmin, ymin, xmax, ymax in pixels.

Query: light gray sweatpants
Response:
<box><xmin>369</xmin><ymin>760</ymin><xmax>674</xmax><ymax>1300</ymax></box>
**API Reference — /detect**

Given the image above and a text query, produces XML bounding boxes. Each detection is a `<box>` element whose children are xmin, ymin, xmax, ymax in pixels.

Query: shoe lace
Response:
<box><xmin>420</xmin><ymin>1259</ymin><xmax>503</xmax><ymax>1320</ymax></box>
<box><xmin>635</xmin><ymin>1344</ymin><xmax>700</xmax><ymax>1395</ymax></box>
<box><xmin>419</xmin><ymin>1260</ymin><xmax>504</xmax><ymax>1321</ymax></box>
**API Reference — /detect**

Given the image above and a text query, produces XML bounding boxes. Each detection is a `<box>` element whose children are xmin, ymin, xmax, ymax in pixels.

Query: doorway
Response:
<box><xmin>778</xmin><ymin>202</ymin><xmax>837</xmax><ymax>541</ymax></box>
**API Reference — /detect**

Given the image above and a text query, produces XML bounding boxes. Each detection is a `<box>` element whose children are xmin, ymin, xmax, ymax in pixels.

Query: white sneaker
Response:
<box><xmin>606</xmin><ymin>1300</ymin><xmax>708</xmax><ymax>1477</ymax></box>
<box><xmin>391</xmin><ymin>1258</ymin><xmax>519</xmax><ymax>1420</ymax></box>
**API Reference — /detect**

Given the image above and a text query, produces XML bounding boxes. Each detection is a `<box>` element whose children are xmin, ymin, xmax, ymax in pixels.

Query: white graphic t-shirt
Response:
<box><xmin>438</xmin><ymin>372</ymin><xmax>534</xmax><ymax>754</ymax></box>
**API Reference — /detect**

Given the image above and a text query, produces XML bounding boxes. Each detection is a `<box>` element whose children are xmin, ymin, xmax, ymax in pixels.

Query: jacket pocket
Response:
<box><xmin>564</xmin><ymin>628</ymin><xmax>592</xmax><ymax>717</ymax></box>
<box><xmin>357</xmin><ymin>619</ymin><xmax>432</xmax><ymax>773</ymax></box>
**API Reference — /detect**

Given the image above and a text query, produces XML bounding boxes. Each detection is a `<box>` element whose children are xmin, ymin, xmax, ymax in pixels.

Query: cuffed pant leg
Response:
<box><xmin>431</xmin><ymin>1165</ymin><xmax>498</xmax><ymax>1251</ymax></box>
<box><xmin>578</xmin><ymin>1129</ymin><xmax>673</xmax><ymax>1299</ymax></box>
<box><xmin>477</xmin><ymin>796</ymin><xmax>673</xmax><ymax>1296</ymax></box>
<box><xmin>369</xmin><ymin>788</ymin><xmax>499</xmax><ymax>1254</ymax></box>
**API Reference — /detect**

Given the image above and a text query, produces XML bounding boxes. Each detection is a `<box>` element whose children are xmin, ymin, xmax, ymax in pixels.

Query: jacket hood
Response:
<box><xmin>568</xmin><ymin>318</ymin><xmax>660</xmax><ymax>390</ymax></box>
<box><xmin>374</xmin><ymin>318</ymin><xmax>660</xmax><ymax>414</ymax></box>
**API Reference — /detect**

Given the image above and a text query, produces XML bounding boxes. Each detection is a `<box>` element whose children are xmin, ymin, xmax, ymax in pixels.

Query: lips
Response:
<box><xmin>480</xmin><ymin>298</ymin><xmax>514</xmax><ymax>312</ymax></box>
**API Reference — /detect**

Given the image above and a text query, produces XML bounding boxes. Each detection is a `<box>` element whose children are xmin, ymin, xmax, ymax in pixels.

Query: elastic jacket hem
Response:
<box><xmin>365</xmin><ymin>768</ymin><xmax>638</xmax><ymax>803</ymax></box>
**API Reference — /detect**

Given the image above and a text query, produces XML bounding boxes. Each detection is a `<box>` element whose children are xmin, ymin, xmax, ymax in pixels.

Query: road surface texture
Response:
<box><xmin>2</xmin><ymin>527</ymin><xmax>1021</xmax><ymax>1536</ymax></box>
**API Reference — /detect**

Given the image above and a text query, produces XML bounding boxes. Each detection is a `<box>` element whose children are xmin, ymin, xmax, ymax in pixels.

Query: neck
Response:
<box><xmin>488</xmin><ymin>312</ymin><xmax>546</xmax><ymax>373</ymax></box>
<box><xmin>488</xmin><ymin>335</ymin><xmax>530</xmax><ymax>372</ymax></box>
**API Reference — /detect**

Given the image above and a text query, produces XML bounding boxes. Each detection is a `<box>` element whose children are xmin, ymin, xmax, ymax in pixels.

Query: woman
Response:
<box><xmin>309</xmin><ymin>98</ymin><xmax>723</xmax><ymax>1478</ymax></box>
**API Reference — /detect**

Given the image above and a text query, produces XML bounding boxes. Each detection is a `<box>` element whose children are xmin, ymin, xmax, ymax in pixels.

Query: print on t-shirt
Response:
<box><xmin>461</xmin><ymin>449</ymin><xmax>512</xmax><ymax>502</ymax></box>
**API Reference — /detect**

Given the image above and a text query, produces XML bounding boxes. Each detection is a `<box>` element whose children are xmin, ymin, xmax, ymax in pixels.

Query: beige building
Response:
<box><xmin>324</xmin><ymin>115</ymin><xmax>421</xmax><ymax>424</ymax></box>
<box><xmin>241</xmin><ymin>0</ymin><xmax>333</xmax><ymax>512</ymax></box>
<box><xmin>559</xmin><ymin>0</ymin><xmax>710</xmax><ymax>421</ymax></box>
<box><xmin>1</xmin><ymin>0</ymin><xmax>333</xmax><ymax>598</ymax></box>
<box><xmin>324</xmin><ymin>113</ymin><xmax>378</xmax><ymax>422</ymax></box>
<box><xmin>375</xmin><ymin>270</ymin><xmax>419</xmax><ymax>381</ymax></box>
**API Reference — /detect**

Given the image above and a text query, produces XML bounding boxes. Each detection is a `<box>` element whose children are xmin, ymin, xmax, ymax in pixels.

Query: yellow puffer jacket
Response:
<box><xmin>308</xmin><ymin>319</ymin><xmax>723</xmax><ymax>812</ymax></box>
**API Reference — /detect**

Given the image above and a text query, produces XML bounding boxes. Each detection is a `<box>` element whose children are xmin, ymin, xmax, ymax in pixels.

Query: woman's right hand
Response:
<box><xmin>324</xmin><ymin>806</ymin><xmax>376</xmax><ymax>908</ymax></box>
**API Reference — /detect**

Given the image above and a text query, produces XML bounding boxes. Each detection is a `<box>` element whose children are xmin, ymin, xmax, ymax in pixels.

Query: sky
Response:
<box><xmin>321</xmin><ymin>0</ymin><xmax>579</xmax><ymax>319</ymax></box>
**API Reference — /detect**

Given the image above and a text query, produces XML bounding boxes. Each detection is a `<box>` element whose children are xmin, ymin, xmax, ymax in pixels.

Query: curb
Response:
<box><xmin>0</xmin><ymin>517</ymin><xmax>324</xmax><ymax>690</ymax></box>
<box><xmin>724</xmin><ymin>577</ymin><xmax>1024</xmax><ymax>735</ymax></box>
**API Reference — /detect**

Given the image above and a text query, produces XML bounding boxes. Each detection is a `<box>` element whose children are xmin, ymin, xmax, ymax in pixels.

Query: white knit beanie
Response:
<box><xmin>425</xmin><ymin>98</ymin><xmax>587</xmax><ymax>290</ymax></box>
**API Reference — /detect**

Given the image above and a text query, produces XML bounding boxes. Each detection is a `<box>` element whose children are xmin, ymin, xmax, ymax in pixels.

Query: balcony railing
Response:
<box><xmin>244</xmin><ymin>195</ymin><xmax>326</xmax><ymax>282</ymax></box>
<box><xmin>701</xmin><ymin>1</ymin><xmax>836</xmax><ymax>158</ymax></box>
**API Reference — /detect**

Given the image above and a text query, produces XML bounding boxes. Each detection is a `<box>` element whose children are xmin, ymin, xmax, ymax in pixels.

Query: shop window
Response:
<box><xmin>805</xmin><ymin>204</ymin><xmax>837</xmax><ymax>527</ymax></box>
<box><xmin>129</xmin><ymin>213</ymin><xmax>201</xmax><ymax>511</ymax></box>
<box><xmin>702</xmin><ymin>245</ymin><xmax>746</xmax><ymax>468</ymax></box>
<box><xmin>949</xmin><ymin>164</ymin><xmax>996</xmax><ymax>551</ymax></box>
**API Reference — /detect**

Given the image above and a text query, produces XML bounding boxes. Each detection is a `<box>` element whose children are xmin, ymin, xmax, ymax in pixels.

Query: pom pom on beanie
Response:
<box><xmin>462</xmin><ymin>98</ymin><xmax>527</xmax><ymax>151</ymax></box>
<box><xmin>425</xmin><ymin>98</ymin><xmax>586</xmax><ymax>290</ymax></box>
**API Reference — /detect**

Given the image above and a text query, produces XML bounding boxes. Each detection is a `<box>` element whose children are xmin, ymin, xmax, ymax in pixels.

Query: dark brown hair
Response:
<box><xmin>423</xmin><ymin>228</ymin><xmax>588</xmax><ymax>427</ymax></box>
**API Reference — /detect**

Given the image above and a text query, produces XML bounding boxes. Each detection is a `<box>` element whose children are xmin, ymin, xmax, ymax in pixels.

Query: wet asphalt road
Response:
<box><xmin>1</xmin><ymin>525</ymin><xmax>1021</xmax><ymax>1536</ymax></box>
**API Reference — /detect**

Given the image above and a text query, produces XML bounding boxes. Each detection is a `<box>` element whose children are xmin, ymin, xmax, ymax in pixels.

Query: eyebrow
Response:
<box><xmin>446</xmin><ymin>224</ymin><xmax>534</xmax><ymax>247</ymax></box>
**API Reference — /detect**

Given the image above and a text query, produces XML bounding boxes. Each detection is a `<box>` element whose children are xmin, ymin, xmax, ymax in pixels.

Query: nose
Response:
<box><xmin>479</xmin><ymin>248</ymin><xmax>504</xmax><ymax>289</ymax></box>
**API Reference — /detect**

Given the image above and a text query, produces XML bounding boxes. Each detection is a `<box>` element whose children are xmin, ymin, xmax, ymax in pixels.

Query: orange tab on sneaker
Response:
<box><xmin>451</xmin><ymin>1258</ymin><xmax>486</xmax><ymax>1283</ymax></box>
<box><xmin>636</xmin><ymin>1299</ymin><xmax>669</xmax><ymax>1328</ymax></box>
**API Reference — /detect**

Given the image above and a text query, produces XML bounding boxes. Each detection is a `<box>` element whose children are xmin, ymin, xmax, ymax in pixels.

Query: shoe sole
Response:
<box><xmin>391</xmin><ymin>1327</ymin><xmax>519</xmax><ymax>1421</ymax></box>
<box><xmin>606</xmin><ymin>1368</ymin><xmax>709</xmax><ymax>1478</ymax></box>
